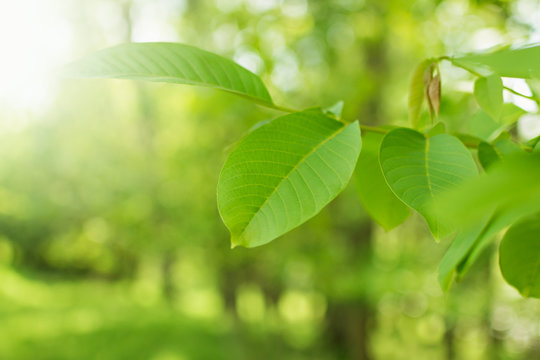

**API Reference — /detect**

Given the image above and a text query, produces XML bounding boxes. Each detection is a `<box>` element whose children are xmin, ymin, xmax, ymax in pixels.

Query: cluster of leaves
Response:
<box><xmin>63</xmin><ymin>42</ymin><xmax>540</xmax><ymax>298</ymax></box>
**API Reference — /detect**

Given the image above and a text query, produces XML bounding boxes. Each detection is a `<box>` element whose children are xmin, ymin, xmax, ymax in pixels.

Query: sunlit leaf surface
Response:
<box><xmin>62</xmin><ymin>42</ymin><xmax>274</xmax><ymax>106</ymax></box>
<box><xmin>379</xmin><ymin>128</ymin><xmax>478</xmax><ymax>238</ymax></box>
<box><xmin>218</xmin><ymin>109</ymin><xmax>362</xmax><ymax>248</ymax></box>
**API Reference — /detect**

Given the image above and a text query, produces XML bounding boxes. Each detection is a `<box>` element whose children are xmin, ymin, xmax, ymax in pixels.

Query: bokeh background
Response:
<box><xmin>1</xmin><ymin>0</ymin><xmax>540</xmax><ymax>359</ymax></box>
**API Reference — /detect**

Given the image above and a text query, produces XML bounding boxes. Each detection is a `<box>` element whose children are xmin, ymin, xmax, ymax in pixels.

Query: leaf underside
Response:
<box><xmin>217</xmin><ymin>109</ymin><xmax>362</xmax><ymax>248</ymax></box>
<box><xmin>61</xmin><ymin>42</ymin><xmax>274</xmax><ymax>106</ymax></box>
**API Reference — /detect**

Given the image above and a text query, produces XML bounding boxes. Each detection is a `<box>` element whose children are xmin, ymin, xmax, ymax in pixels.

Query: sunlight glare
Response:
<box><xmin>0</xmin><ymin>0</ymin><xmax>72</xmax><ymax>112</ymax></box>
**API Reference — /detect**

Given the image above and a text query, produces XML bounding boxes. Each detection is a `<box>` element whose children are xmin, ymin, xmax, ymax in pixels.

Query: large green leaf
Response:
<box><xmin>474</xmin><ymin>75</ymin><xmax>503</xmax><ymax>121</ymax></box>
<box><xmin>379</xmin><ymin>128</ymin><xmax>478</xmax><ymax>238</ymax></box>
<box><xmin>217</xmin><ymin>109</ymin><xmax>362</xmax><ymax>248</ymax></box>
<box><xmin>62</xmin><ymin>42</ymin><xmax>274</xmax><ymax>106</ymax></box>
<box><xmin>354</xmin><ymin>132</ymin><xmax>410</xmax><ymax>231</ymax></box>
<box><xmin>453</xmin><ymin>45</ymin><xmax>540</xmax><ymax>79</ymax></box>
<box><xmin>500</xmin><ymin>214</ymin><xmax>540</xmax><ymax>298</ymax></box>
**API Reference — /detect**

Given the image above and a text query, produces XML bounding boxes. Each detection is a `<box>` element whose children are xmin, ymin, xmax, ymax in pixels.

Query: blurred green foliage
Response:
<box><xmin>0</xmin><ymin>0</ymin><xmax>540</xmax><ymax>359</ymax></box>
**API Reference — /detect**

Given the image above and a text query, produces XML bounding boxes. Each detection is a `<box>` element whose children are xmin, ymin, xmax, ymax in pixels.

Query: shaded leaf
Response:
<box><xmin>379</xmin><ymin>128</ymin><xmax>478</xmax><ymax>238</ymax></box>
<box><xmin>500</xmin><ymin>214</ymin><xmax>540</xmax><ymax>298</ymax></box>
<box><xmin>62</xmin><ymin>42</ymin><xmax>274</xmax><ymax>106</ymax></box>
<box><xmin>218</xmin><ymin>109</ymin><xmax>362</xmax><ymax>248</ymax></box>
<box><xmin>474</xmin><ymin>75</ymin><xmax>503</xmax><ymax>121</ymax></box>
<box><xmin>477</xmin><ymin>142</ymin><xmax>501</xmax><ymax>170</ymax></box>
<box><xmin>354</xmin><ymin>132</ymin><xmax>410</xmax><ymax>231</ymax></box>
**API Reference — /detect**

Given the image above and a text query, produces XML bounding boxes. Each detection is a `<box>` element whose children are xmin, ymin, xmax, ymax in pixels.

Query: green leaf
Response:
<box><xmin>477</xmin><ymin>142</ymin><xmax>501</xmax><ymax>170</ymax></box>
<box><xmin>478</xmin><ymin>137</ymin><xmax>522</xmax><ymax>171</ymax></box>
<box><xmin>425</xmin><ymin>121</ymin><xmax>446</xmax><ymax>137</ymax></box>
<box><xmin>431</xmin><ymin>153</ymin><xmax>540</xmax><ymax>230</ymax></box>
<box><xmin>379</xmin><ymin>128</ymin><xmax>478</xmax><ymax>238</ymax></box>
<box><xmin>464</xmin><ymin>111</ymin><xmax>501</xmax><ymax>141</ymax></box>
<box><xmin>438</xmin><ymin>216</ymin><xmax>489</xmax><ymax>291</ymax></box>
<box><xmin>453</xmin><ymin>45</ymin><xmax>540</xmax><ymax>79</ymax></box>
<box><xmin>456</xmin><ymin>206</ymin><xmax>536</xmax><ymax>279</ymax></box>
<box><xmin>325</xmin><ymin>101</ymin><xmax>344</xmax><ymax>117</ymax></box>
<box><xmin>500</xmin><ymin>103</ymin><xmax>526</xmax><ymax>126</ymax></box>
<box><xmin>217</xmin><ymin>109</ymin><xmax>362</xmax><ymax>248</ymax></box>
<box><xmin>62</xmin><ymin>42</ymin><xmax>274</xmax><ymax>106</ymax></box>
<box><xmin>354</xmin><ymin>132</ymin><xmax>410</xmax><ymax>231</ymax></box>
<box><xmin>474</xmin><ymin>75</ymin><xmax>503</xmax><ymax>121</ymax></box>
<box><xmin>409</xmin><ymin>59</ymin><xmax>433</xmax><ymax>130</ymax></box>
<box><xmin>439</xmin><ymin>207</ymin><xmax>526</xmax><ymax>290</ymax></box>
<box><xmin>500</xmin><ymin>214</ymin><xmax>540</xmax><ymax>298</ymax></box>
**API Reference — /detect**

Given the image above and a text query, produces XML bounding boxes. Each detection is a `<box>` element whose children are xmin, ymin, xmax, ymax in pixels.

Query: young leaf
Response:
<box><xmin>354</xmin><ymin>132</ymin><xmax>410</xmax><ymax>231</ymax></box>
<box><xmin>474</xmin><ymin>75</ymin><xmax>503</xmax><ymax>121</ymax></box>
<box><xmin>217</xmin><ymin>109</ymin><xmax>362</xmax><ymax>248</ymax></box>
<box><xmin>427</xmin><ymin>74</ymin><xmax>441</xmax><ymax>117</ymax></box>
<box><xmin>325</xmin><ymin>101</ymin><xmax>344</xmax><ymax>118</ymax></box>
<box><xmin>423</xmin><ymin>64</ymin><xmax>441</xmax><ymax>120</ymax></box>
<box><xmin>453</xmin><ymin>45</ymin><xmax>540</xmax><ymax>79</ymax></box>
<box><xmin>409</xmin><ymin>59</ymin><xmax>432</xmax><ymax>130</ymax></box>
<box><xmin>500</xmin><ymin>214</ymin><xmax>540</xmax><ymax>298</ymax></box>
<box><xmin>379</xmin><ymin>128</ymin><xmax>478</xmax><ymax>238</ymax></box>
<box><xmin>62</xmin><ymin>42</ymin><xmax>274</xmax><ymax>106</ymax></box>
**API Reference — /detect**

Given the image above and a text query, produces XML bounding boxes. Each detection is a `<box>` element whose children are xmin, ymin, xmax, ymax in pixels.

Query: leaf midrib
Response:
<box><xmin>236</xmin><ymin>120</ymin><xmax>351</xmax><ymax>243</ymax></box>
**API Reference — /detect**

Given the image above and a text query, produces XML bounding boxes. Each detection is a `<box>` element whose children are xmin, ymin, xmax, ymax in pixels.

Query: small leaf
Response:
<box><xmin>379</xmin><ymin>128</ymin><xmax>478</xmax><ymax>238</ymax></box>
<box><xmin>218</xmin><ymin>109</ymin><xmax>362</xmax><ymax>248</ymax></box>
<box><xmin>453</xmin><ymin>45</ymin><xmax>540</xmax><ymax>79</ymax></box>
<box><xmin>409</xmin><ymin>59</ymin><xmax>433</xmax><ymax>130</ymax></box>
<box><xmin>354</xmin><ymin>132</ymin><xmax>410</xmax><ymax>231</ymax></box>
<box><xmin>474</xmin><ymin>75</ymin><xmax>503</xmax><ymax>121</ymax></box>
<box><xmin>325</xmin><ymin>101</ymin><xmax>344</xmax><ymax>118</ymax></box>
<box><xmin>62</xmin><ymin>42</ymin><xmax>274</xmax><ymax>106</ymax></box>
<box><xmin>426</xmin><ymin>121</ymin><xmax>446</xmax><ymax>137</ymax></box>
<box><xmin>500</xmin><ymin>214</ymin><xmax>540</xmax><ymax>298</ymax></box>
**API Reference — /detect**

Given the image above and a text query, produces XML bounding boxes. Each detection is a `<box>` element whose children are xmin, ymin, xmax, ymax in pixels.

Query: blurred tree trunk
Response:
<box><xmin>325</xmin><ymin>220</ymin><xmax>374</xmax><ymax>360</ymax></box>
